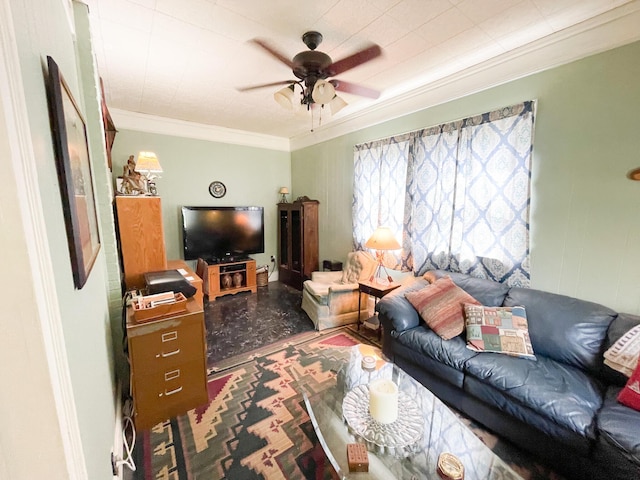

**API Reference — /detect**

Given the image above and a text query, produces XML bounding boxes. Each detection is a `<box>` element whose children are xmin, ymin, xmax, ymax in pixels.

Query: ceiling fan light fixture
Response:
<box><xmin>311</xmin><ymin>79</ymin><xmax>335</xmax><ymax>105</ymax></box>
<box><xmin>274</xmin><ymin>84</ymin><xmax>296</xmax><ymax>110</ymax></box>
<box><xmin>329</xmin><ymin>95</ymin><xmax>348</xmax><ymax>115</ymax></box>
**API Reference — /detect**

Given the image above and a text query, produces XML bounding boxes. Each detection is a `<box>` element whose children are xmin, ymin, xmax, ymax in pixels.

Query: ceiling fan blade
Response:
<box><xmin>237</xmin><ymin>80</ymin><xmax>297</xmax><ymax>92</ymax></box>
<box><xmin>327</xmin><ymin>44</ymin><xmax>382</xmax><ymax>76</ymax></box>
<box><xmin>331</xmin><ymin>79</ymin><xmax>380</xmax><ymax>99</ymax></box>
<box><xmin>249</xmin><ymin>38</ymin><xmax>294</xmax><ymax>68</ymax></box>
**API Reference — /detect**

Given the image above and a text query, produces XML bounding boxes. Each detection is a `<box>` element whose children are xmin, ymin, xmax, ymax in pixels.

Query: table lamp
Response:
<box><xmin>136</xmin><ymin>151</ymin><xmax>163</xmax><ymax>195</ymax></box>
<box><xmin>279</xmin><ymin>187</ymin><xmax>289</xmax><ymax>203</ymax></box>
<box><xmin>365</xmin><ymin>227</ymin><xmax>401</xmax><ymax>284</ymax></box>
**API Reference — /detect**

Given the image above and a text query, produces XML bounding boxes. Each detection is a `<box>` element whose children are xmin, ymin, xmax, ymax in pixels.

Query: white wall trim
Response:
<box><xmin>0</xmin><ymin>1</ymin><xmax>87</xmax><ymax>478</ymax></box>
<box><xmin>111</xmin><ymin>109</ymin><xmax>291</xmax><ymax>152</ymax></box>
<box><xmin>62</xmin><ymin>0</ymin><xmax>76</xmax><ymax>38</ymax></box>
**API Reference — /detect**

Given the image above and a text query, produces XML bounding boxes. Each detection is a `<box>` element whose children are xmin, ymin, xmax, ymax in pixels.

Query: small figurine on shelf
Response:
<box><xmin>120</xmin><ymin>155</ymin><xmax>146</xmax><ymax>195</ymax></box>
<box><xmin>221</xmin><ymin>274</ymin><xmax>232</xmax><ymax>289</ymax></box>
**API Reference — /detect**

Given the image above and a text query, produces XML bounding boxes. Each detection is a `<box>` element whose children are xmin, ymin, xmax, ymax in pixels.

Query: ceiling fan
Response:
<box><xmin>238</xmin><ymin>31</ymin><xmax>382</xmax><ymax>114</ymax></box>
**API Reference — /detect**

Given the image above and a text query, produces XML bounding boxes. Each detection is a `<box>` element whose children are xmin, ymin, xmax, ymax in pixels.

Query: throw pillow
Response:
<box><xmin>618</xmin><ymin>358</ymin><xmax>640</xmax><ymax>411</ymax></box>
<box><xmin>604</xmin><ymin>324</ymin><xmax>640</xmax><ymax>377</ymax></box>
<box><xmin>464</xmin><ymin>304</ymin><xmax>536</xmax><ymax>360</ymax></box>
<box><xmin>340</xmin><ymin>251</ymin><xmax>364</xmax><ymax>284</ymax></box>
<box><xmin>423</xmin><ymin>271</ymin><xmax>438</xmax><ymax>284</ymax></box>
<box><xmin>405</xmin><ymin>276</ymin><xmax>480</xmax><ymax>340</ymax></box>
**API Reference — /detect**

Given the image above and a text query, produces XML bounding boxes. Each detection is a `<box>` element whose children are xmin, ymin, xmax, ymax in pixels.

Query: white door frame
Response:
<box><xmin>0</xmin><ymin>0</ymin><xmax>87</xmax><ymax>478</ymax></box>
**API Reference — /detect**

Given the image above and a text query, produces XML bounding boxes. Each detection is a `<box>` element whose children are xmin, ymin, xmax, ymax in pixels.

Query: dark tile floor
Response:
<box><xmin>203</xmin><ymin>281</ymin><xmax>315</xmax><ymax>366</ymax></box>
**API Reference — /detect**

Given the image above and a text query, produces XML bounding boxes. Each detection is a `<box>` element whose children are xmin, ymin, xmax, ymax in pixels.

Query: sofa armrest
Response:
<box><xmin>310</xmin><ymin>271</ymin><xmax>343</xmax><ymax>283</ymax></box>
<box><xmin>328</xmin><ymin>282</ymin><xmax>359</xmax><ymax>293</ymax></box>
<box><xmin>377</xmin><ymin>277</ymin><xmax>427</xmax><ymax>333</ymax></box>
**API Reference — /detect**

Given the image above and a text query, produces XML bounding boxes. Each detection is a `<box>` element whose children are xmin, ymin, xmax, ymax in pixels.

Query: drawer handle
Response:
<box><xmin>164</xmin><ymin>369</ymin><xmax>180</xmax><ymax>381</ymax></box>
<box><xmin>159</xmin><ymin>386</ymin><xmax>183</xmax><ymax>397</ymax></box>
<box><xmin>161</xmin><ymin>331</ymin><xmax>178</xmax><ymax>342</ymax></box>
<box><xmin>156</xmin><ymin>348</ymin><xmax>181</xmax><ymax>358</ymax></box>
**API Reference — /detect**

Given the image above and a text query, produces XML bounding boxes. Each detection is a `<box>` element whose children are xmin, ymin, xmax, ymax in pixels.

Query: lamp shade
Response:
<box><xmin>136</xmin><ymin>151</ymin><xmax>162</xmax><ymax>173</ymax></box>
<box><xmin>279</xmin><ymin>187</ymin><xmax>289</xmax><ymax>194</ymax></box>
<box><xmin>365</xmin><ymin>227</ymin><xmax>401</xmax><ymax>251</ymax></box>
<box><xmin>274</xmin><ymin>85</ymin><xmax>296</xmax><ymax>110</ymax></box>
<box><xmin>311</xmin><ymin>79</ymin><xmax>336</xmax><ymax>104</ymax></box>
<box><xmin>329</xmin><ymin>95</ymin><xmax>348</xmax><ymax>115</ymax></box>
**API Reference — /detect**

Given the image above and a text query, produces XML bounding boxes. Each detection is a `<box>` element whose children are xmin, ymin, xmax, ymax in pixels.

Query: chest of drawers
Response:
<box><xmin>126</xmin><ymin>298</ymin><xmax>208</xmax><ymax>430</ymax></box>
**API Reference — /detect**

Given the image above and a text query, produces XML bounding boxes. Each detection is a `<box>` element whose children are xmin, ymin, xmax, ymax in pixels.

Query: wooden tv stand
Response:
<box><xmin>199</xmin><ymin>258</ymin><xmax>257</xmax><ymax>301</ymax></box>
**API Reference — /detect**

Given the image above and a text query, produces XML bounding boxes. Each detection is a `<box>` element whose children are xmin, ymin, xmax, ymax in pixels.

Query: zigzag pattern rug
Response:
<box><xmin>133</xmin><ymin>327</ymin><xmax>562</xmax><ymax>480</ymax></box>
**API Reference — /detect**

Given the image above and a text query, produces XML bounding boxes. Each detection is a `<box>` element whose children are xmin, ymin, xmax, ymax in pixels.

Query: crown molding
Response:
<box><xmin>290</xmin><ymin>0</ymin><xmax>640</xmax><ymax>150</ymax></box>
<box><xmin>110</xmin><ymin>109</ymin><xmax>290</xmax><ymax>152</ymax></box>
<box><xmin>111</xmin><ymin>1</ymin><xmax>640</xmax><ymax>154</ymax></box>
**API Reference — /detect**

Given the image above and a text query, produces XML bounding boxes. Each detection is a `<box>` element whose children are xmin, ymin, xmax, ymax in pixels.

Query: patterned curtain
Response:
<box><xmin>408</xmin><ymin>121</ymin><xmax>461</xmax><ymax>275</ymax></box>
<box><xmin>353</xmin><ymin>101</ymin><xmax>535</xmax><ymax>286</ymax></box>
<box><xmin>353</xmin><ymin>135</ymin><xmax>410</xmax><ymax>270</ymax></box>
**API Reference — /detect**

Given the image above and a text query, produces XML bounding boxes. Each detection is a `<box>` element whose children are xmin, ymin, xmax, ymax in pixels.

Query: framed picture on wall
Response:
<box><xmin>46</xmin><ymin>56</ymin><xmax>101</xmax><ymax>289</ymax></box>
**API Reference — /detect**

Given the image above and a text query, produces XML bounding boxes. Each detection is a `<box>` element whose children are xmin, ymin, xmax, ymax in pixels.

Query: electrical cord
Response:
<box><xmin>268</xmin><ymin>257</ymin><xmax>276</xmax><ymax>279</ymax></box>
<box><xmin>117</xmin><ymin>397</ymin><xmax>136</xmax><ymax>472</ymax></box>
<box><xmin>119</xmin><ymin>295</ymin><xmax>136</xmax><ymax>473</ymax></box>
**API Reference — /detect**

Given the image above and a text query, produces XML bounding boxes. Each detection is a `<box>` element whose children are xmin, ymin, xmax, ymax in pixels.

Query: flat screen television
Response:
<box><xmin>181</xmin><ymin>206</ymin><xmax>264</xmax><ymax>262</ymax></box>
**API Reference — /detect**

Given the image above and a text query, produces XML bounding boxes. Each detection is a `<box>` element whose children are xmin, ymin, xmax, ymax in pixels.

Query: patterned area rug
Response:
<box><xmin>133</xmin><ymin>327</ymin><xmax>562</xmax><ymax>480</ymax></box>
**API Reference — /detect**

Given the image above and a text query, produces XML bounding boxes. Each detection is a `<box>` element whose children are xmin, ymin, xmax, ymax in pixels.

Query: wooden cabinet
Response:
<box><xmin>199</xmin><ymin>258</ymin><xmax>257</xmax><ymax>301</ymax></box>
<box><xmin>115</xmin><ymin>196</ymin><xmax>167</xmax><ymax>289</ymax></box>
<box><xmin>126</xmin><ymin>298</ymin><xmax>208</xmax><ymax>430</ymax></box>
<box><xmin>277</xmin><ymin>197</ymin><xmax>319</xmax><ymax>290</ymax></box>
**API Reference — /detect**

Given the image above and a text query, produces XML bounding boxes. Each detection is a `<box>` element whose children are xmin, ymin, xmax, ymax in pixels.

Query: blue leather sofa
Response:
<box><xmin>377</xmin><ymin>270</ymin><xmax>640</xmax><ymax>480</ymax></box>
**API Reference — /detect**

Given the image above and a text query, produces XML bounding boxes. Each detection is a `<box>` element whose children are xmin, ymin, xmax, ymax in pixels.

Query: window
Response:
<box><xmin>353</xmin><ymin>101</ymin><xmax>535</xmax><ymax>286</ymax></box>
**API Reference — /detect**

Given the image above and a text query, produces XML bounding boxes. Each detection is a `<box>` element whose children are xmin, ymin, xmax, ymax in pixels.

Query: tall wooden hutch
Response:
<box><xmin>277</xmin><ymin>197</ymin><xmax>319</xmax><ymax>290</ymax></box>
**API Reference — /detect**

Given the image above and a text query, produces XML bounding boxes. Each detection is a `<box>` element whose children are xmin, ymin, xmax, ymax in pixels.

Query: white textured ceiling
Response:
<box><xmin>85</xmin><ymin>0</ymin><xmax>637</xmax><ymax>141</ymax></box>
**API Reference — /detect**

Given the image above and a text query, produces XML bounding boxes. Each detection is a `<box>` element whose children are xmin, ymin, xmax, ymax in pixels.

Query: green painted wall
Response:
<box><xmin>292</xmin><ymin>41</ymin><xmax>640</xmax><ymax>315</ymax></box>
<box><xmin>111</xmin><ymin>130</ymin><xmax>291</xmax><ymax>270</ymax></box>
<box><xmin>10</xmin><ymin>0</ymin><xmax>117</xmax><ymax>478</ymax></box>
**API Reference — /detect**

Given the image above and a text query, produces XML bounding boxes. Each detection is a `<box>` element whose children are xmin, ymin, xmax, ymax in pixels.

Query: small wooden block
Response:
<box><xmin>347</xmin><ymin>443</ymin><xmax>369</xmax><ymax>472</ymax></box>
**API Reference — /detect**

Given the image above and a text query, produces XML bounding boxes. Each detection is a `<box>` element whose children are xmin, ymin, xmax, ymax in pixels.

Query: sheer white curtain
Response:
<box><xmin>353</xmin><ymin>101</ymin><xmax>535</xmax><ymax>286</ymax></box>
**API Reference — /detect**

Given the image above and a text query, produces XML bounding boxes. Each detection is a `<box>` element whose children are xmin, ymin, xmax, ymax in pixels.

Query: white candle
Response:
<box><xmin>368</xmin><ymin>378</ymin><xmax>398</xmax><ymax>424</ymax></box>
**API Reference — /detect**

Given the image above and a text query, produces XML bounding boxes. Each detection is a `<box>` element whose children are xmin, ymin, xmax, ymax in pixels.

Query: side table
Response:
<box><xmin>357</xmin><ymin>280</ymin><xmax>400</xmax><ymax>339</ymax></box>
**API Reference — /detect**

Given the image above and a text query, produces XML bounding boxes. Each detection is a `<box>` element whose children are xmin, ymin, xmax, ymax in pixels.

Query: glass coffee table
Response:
<box><xmin>292</xmin><ymin>345</ymin><xmax>523</xmax><ymax>480</ymax></box>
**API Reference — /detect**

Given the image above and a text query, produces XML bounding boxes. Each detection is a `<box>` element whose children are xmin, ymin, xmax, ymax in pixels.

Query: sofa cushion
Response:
<box><xmin>504</xmin><ymin>287</ymin><xmax>615</xmax><ymax>373</ymax></box>
<box><xmin>377</xmin><ymin>278</ymin><xmax>428</xmax><ymax>333</ymax></box>
<box><xmin>464</xmin><ymin>304</ymin><xmax>536</xmax><ymax>359</ymax></box>
<box><xmin>463</xmin><ymin>374</ymin><xmax>593</xmax><ymax>456</ymax></box>
<box><xmin>602</xmin><ymin>313</ymin><xmax>640</xmax><ymax>386</ymax></box>
<box><xmin>405</xmin><ymin>276</ymin><xmax>481</xmax><ymax>339</ymax></box>
<box><xmin>597</xmin><ymin>387</ymin><xmax>640</xmax><ymax>467</ymax></box>
<box><xmin>392</xmin><ymin>337</ymin><xmax>467</xmax><ymax>388</ymax></box>
<box><xmin>464</xmin><ymin>353</ymin><xmax>603</xmax><ymax>440</ymax></box>
<box><xmin>395</xmin><ymin>325</ymin><xmax>478</xmax><ymax>373</ymax></box>
<box><xmin>426</xmin><ymin>270</ymin><xmax>510</xmax><ymax>306</ymax></box>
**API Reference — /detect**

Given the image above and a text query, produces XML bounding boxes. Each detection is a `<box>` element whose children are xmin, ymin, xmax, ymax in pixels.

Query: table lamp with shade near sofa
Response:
<box><xmin>365</xmin><ymin>226</ymin><xmax>401</xmax><ymax>284</ymax></box>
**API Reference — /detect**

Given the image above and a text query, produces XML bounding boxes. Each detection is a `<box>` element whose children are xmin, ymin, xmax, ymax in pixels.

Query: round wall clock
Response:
<box><xmin>209</xmin><ymin>181</ymin><xmax>226</xmax><ymax>198</ymax></box>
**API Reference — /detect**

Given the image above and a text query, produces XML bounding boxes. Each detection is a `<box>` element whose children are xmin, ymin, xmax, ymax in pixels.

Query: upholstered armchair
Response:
<box><xmin>301</xmin><ymin>251</ymin><xmax>377</xmax><ymax>331</ymax></box>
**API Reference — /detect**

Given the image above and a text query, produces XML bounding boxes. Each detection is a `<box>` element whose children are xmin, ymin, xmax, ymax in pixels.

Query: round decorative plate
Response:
<box><xmin>342</xmin><ymin>383</ymin><xmax>423</xmax><ymax>457</ymax></box>
<box><xmin>209</xmin><ymin>181</ymin><xmax>226</xmax><ymax>198</ymax></box>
